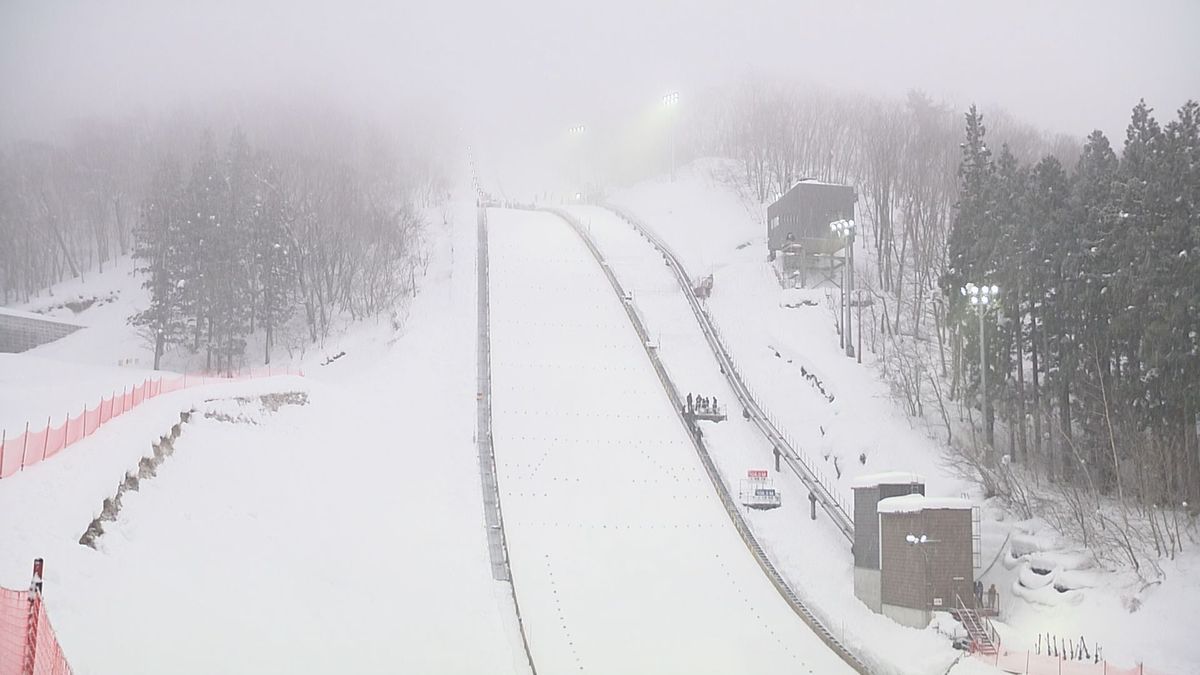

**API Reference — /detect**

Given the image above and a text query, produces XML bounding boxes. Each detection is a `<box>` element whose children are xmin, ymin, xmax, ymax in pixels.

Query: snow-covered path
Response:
<box><xmin>486</xmin><ymin>208</ymin><xmax>852</xmax><ymax>674</ymax></box>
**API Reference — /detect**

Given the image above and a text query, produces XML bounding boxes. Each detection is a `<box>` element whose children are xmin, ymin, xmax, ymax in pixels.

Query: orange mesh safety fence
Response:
<box><xmin>0</xmin><ymin>587</ymin><xmax>71</xmax><ymax>675</ymax></box>
<box><xmin>976</xmin><ymin>649</ymin><xmax>1161</xmax><ymax>674</ymax></box>
<box><xmin>0</xmin><ymin>367</ymin><xmax>302</xmax><ymax>480</ymax></box>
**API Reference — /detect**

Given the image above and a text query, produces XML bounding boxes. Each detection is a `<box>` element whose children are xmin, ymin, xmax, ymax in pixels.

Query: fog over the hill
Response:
<box><xmin>2</xmin><ymin>0</ymin><xmax>1198</xmax><ymax>145</ymax></box>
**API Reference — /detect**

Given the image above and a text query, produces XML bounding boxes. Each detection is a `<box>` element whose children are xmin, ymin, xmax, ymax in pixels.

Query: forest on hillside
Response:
<box><xmin>677</xmin><ymin>83</ymin><xmax>1198</xmax><ymax>574</ymax></box>
<box><xmin>0</xmin><ymin>107</ymin><xmax>450</xmax><ymax>370</ymax></box>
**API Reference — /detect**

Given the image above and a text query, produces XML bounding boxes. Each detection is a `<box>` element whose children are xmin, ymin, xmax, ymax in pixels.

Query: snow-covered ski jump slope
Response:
<box><xmin>486</xmin><ymin>208</ymin><xmax>852</xmax><ymax>674</ymax></box>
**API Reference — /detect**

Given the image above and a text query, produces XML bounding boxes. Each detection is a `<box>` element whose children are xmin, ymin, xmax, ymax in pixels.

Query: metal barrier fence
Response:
<box><xmin>546</xmin><ymin>207</ymin><xmax>871</xmax><ymax>674</ymax></box>
<box><xmin>599</xmin><ymin>202</ymin><xmax>856</xmax><ymax>541</ymax></box>
<box><xmin>476</xmin><ymin>207</ymin><xmax>539</xmax><ymax>675</ymax></box>
<box><xmin>0</xmin><ymin>367</ymin><xmax>302</xmax><ymax>479</ymax></box>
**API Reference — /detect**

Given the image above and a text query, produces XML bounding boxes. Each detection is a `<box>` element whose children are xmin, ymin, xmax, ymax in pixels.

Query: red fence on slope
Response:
<box><xmin>0</xmin><ymin>561</ymin><xmax>70</xmax><ymax>675</ymax></box>
<box><xmin>0</xmin><ymin>367</ymin><xmax>302</xmax><ymax>480</ymax></box>
<box><xmin>975</xmin><ymin>649</ymin><xmax>1164</xmax><ymax>674</ymax></box>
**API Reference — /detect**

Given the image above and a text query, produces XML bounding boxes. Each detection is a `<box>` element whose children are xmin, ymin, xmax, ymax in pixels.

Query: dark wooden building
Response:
<box><xmin>766</xmin><ymin>180</ymin><xmax>856</xmax><ymax>286</ymax></box>
<box><xmin>851</xmin><ymin>473</ymin><xmax>925</xmax><ymax>613</ymax></box>
<box><xmin>767</xmin><ymin>180</ymin><xmax>856</xmax><ymax>253</ymax></box>
<box><xmin>877</xmin><ymin>494</ymin><xmax>974</xmax><ymax>628</ymax></box>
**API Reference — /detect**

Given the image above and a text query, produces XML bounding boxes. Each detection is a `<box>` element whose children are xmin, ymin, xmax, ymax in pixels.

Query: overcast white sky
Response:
<box><xmin>2</xmin><ymin>0</ymin><xmax>1197</xmax><ymax>144</ymax></box>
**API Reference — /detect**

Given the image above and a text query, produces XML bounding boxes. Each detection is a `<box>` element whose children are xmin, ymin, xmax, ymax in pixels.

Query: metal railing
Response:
<box><xmin>476</xmin><ymin>207</ymin><xmax>539</xmax><ymax>675</ymax></box>
<box><xmin>601</xmin><ymin>202</ymin><xmax>856</xmax><ymax>541</ymax></box>
<box><xmin>955</xmin><ymin>593</ymin><xmax>1001</xmax><ymax>655</ymax></box>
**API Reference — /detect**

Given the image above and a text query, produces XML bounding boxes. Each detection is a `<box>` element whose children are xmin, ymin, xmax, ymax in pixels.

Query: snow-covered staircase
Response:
<box><xmin>955</xmin><ymin>595</ymin><xmax>1000</xmax><ymax>656</ymax></box>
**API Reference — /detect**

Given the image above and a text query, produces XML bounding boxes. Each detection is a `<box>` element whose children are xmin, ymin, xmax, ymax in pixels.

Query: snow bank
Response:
<box><xmin>877</xmin><ymin>494</ymin><xmax>971</xmax><ymax>514</ymax></box>
<box><xmin>851</xmin><ymin>471</ymin><xmax>926</xmax><ymax>489</ymax></box>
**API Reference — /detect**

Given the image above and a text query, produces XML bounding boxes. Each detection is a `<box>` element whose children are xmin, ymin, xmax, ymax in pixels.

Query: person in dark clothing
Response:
<box><xmin>712</xmin><ymin>396</ymin><xmax>718</xmax><ymax>411</ymax></box>
<box><xmin>986</xmin><ymin>584</ymin><xmax>998</xmax><ymax>610</ymax></box>
<box><xmin>974</xmin><ymin>580</ymin><xmax>984</xmax><ymax>604</ymax></box>
<box><xmin>687</xmin><ymin>392</ymin><xmax>694</xmax><ymax>413</ymax></box>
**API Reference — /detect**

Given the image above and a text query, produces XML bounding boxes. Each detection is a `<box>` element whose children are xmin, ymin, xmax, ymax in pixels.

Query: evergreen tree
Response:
<box><xmin>943</xmin><ymin>105</ymin><xmax>995</xmax><ymax>298</ymax></box>
<box><xmin>250</xmin><ymin>158</ymin><xmax>295</xmax><ymax>365</ymax></box>
<box><xmin>1069</xmin><ymin>130</ymin><xmax>1120</xmax><ymax>486</ymax></box>
<box><xmin>130</xmin><ymin>157</ymin><xmax>186</xmax><ymax>369</ymax></box>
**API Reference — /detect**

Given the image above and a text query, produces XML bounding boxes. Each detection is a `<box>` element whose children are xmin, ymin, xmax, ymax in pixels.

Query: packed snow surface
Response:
<box><xmin>486</xmin><ymin>208</ymin><xmax>853</xmax><ymax>673</ymax></box>
<box><xmin>562</xmin><ymin>203</ymin><xmax>963</xmax><ymax>674</ymax></box>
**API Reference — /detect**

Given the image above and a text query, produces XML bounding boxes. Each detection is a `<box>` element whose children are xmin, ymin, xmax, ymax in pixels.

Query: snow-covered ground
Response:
<box><xmin>600</xmin><ymin>159</ymin><xmax>1199</xmax><ymax>675</ymax></box>
<box><xmin>487</xmin><ymin>207</ymin><xmax>853</xmax><ymax>673</ymax></box>
<box><xmin>3</xmin><ymin>154</ymin><xmax>1193</xmax><ymax>674</ymax></box>
<box><xmin>0</xmin><ymin>196</ymin><xmax>525</xmax><ymax>674</ymax></box>
<box><xmin>563</xmin><ymin>204</ymin><xmax>963</xmax><ymax>674</ymax></box>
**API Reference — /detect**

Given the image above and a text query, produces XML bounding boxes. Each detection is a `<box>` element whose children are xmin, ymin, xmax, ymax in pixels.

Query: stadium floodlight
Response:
<box><xmin>829</xmin><ymin>219</ymin><xmax>857</xmax><ymax>357</ymax></box>
<box><xmin>661</xmin><ymin>91</ymin><xmax>680</xmax><ymax>180</ymax></box>
<box><xmin>829</xmin><ymin>219</ymin><xmax>855</xmax><ymax>238</ymax></box>
<box><xmin>962</xmin><ymin>281</ymin><xmax>1000</xmax><ymax>446</ymax></box>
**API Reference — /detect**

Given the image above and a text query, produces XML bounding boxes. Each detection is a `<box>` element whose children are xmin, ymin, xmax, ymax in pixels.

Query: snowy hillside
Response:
<box><xmin>0</xmin><ymin>196</ymin><xmax>526</xmax><ymax>673</ymax></box>
<box><xmin>605</xmin><ymin>159</ymin><xmax>1199</xmax><ymax>675</ymax></box>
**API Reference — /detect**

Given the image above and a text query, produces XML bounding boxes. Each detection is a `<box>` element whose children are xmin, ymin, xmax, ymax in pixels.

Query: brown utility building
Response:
<box><xmin>851</xmin><ymin>473</ymin><xmax>925</xmax><ymax>613</ymax></box>
<box><xmin>877</xmin><ymin>494</ymin><xmax>974</xmax><ymax>628</ymax></box>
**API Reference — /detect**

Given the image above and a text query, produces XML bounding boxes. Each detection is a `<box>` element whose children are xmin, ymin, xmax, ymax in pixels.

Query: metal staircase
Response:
<box><xmin>955</xmin><ymin>594</ymin><xmax>1000</xmax><ymax>656</ymax></box>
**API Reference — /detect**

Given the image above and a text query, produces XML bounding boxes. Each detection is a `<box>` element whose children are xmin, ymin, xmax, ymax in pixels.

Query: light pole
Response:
<box><xmin>830</xmin><ymin>219</ymin><xmax>856</xmax><ymax>358</ymax></box>
<box><xmin>569</xmin><ymin>124</ymin><xmax>586</xmax><ymax>191</ymax></box>
<box><xmin>854</xmin><ymin>289</ymin><xmax>866</xmax><ymax>364</ymax></box>
<box><xmin>906</xmin><ymin>532</ymin><xmax>939</xmax><ymax>625</ymax></box>
<box><xmin>961</xmin><ymin>282</ymin><xmax>999</xmax><ymax>447</ymax></box>
<box><xmin>662</xmin><ymin>91</ymin><xmax>680</xmax><ymax>181</ymax></box>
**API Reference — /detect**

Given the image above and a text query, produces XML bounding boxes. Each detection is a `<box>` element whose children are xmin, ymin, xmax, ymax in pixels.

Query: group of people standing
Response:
<box><xmin>685</xmin><ymin>392</ymin><xmax>719</xmax><ymax>414</ymax></box>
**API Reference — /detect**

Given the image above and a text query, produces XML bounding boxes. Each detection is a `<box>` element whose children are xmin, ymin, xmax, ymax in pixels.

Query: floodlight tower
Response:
<box><xmin>662</xmin><ymin>91</ymin><xmax>680</xmax><ymax>181</ymax></box>
<box><xmin>905</xmin><ymin>533</ymin><xmax>938</xmax><ymax>625</ymax></box>
<box><xmin>830</xmin><ymin>218</ymin><xmax>856</xmax><ymax>358</ymax></box>
<box><xmin>568</xmin><ymin>124</ymin><xmax>587</xmax><ymax>192</ymax></box>
<box><xmin>961</xmin><ymin>282</ymin><xmax>1000</xmax><ymax>446</ymax></box>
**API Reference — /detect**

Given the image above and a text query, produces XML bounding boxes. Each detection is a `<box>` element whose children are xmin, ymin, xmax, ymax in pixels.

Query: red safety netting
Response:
<box><xmin>0</xmin><ymin>367</ymin><xmax>302</xmax><ymax>480</ymax></box>
<box><xmin>976</xmin><ymin>650</ymin><xmax>1160</xmax><ymax>675</ymax></box>
<box><xmin>0</xmin><ymin>588</ymin><xmax>71</xmax><ymax>675</ymax></box>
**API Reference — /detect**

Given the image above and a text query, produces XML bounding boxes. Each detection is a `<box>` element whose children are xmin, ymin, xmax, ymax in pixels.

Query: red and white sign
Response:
<box><xmin>747</xmin><ymin>469</ymin><xmax>769</xmax><ymax>479</ymax></box>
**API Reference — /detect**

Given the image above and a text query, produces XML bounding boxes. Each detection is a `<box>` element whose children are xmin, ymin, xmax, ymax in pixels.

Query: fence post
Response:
<box><xmin>19</xmin><ymin>422</ymin><xmax>29</xmax><ymax>470</ymax></box>
<box><xmin>23</xmin><ymin>557</ymin><xmax>44</xmax><ymax>675</ymax></box>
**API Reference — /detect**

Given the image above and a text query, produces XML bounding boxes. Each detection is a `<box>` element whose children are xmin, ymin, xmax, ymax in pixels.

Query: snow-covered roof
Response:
<box><xmin>790</xmin><ymin>178</ymin><xmax>852</xmax><ymax>189</ymax></box>
<box><xmin>0</xmin><ymin>306</ymin><xmax>82</xmax><ymax>326</ymax></box>
<box><xmin>851</xmin><ymin>472</ymin><xmax>925</xmax><ymax>489</ymax></box>
<box><xmin>877</xmin><ymin>494</ymin><xmax>971</xmax><ymax>514</ymax></box>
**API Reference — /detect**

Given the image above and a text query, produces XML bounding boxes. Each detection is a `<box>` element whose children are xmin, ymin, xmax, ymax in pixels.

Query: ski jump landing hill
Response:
<box><xmin>483</xmin><ymin>207</ymin><xmax>856</xmax><ymax>674</ymax></box>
